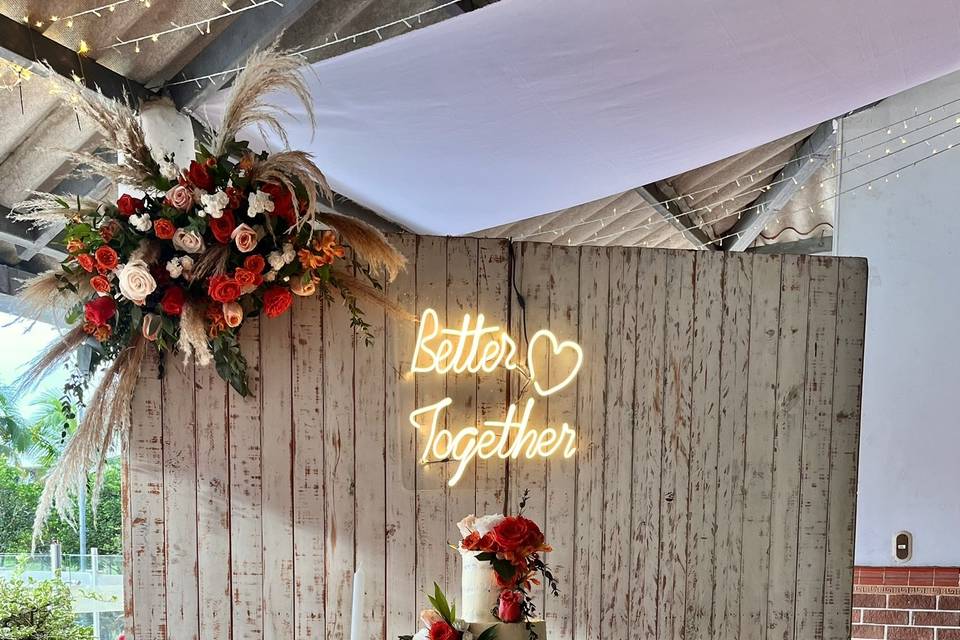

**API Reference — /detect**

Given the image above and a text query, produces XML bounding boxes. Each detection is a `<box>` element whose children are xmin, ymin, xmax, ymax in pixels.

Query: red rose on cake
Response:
<box><xmin>497</xmin><ymin>590</ymin><xmax>525</xmax><ymax>623</ymax></box>
<box><xmin>428</xmin><ymin>621</ymin><xmax>459</xmax><ymax>640</ymax></box>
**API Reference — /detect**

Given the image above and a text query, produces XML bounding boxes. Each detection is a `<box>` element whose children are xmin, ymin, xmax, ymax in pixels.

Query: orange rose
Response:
<box><xmin>90</xmin><ymin>275</ymin><xmax>111</xmax><ymax>295</ymax></box>
<box><xmin>262</xmin><ymin>286</ymin><xmax>293</xmax><ymax>318</ymax></box>
<box><xmin>94</xmin><ymin>246</ymin><xmax>119</xmax><ymax>271</ymax></box>
<box><xmin>76</xmin><ymin>253</ymin><xmax>95</xmax><ymax>272</ymax></box>
<box><xmin>66</xmin><ymin>238</ymin><xmax>85</xmax><ymax>254</ymax></box>
<box><xmin>222</xmin><ymin>301</ymin><xmax>243</xmax><ymax>328</ymax></box>
<box><xmin>243</xmin><ymin>254</ymin><xmax>265</xmax><ymax>274</ymax></box>
<box><xmin>233</xmin><ymin>267</ymin><xmax>260</xmax><ymax>292</ymax></box>
<box><xmin>153</xmin><ymin>218</ymin><xmax>176</xmax><ymax>240</ymax></box>
<box><xmin>208</xmin><ymin>275</ymin><xmax>241</xmax><ymax>304</ymax></box>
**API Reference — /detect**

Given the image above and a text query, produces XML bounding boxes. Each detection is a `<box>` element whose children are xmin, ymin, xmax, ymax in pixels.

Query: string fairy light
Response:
<box><xmin>105</xmin><ymin>0</ymin><xmax>283</xmax><ymax>51</ymax></box>
<box><xmin>164</xmin><ymin>0</ymin><xmax>464</xmax><ymax>87</ymax></box>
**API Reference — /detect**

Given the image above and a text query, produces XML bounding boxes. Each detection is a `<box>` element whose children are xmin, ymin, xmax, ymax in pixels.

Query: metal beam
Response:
<box><xmin>167</xmin><ymin>0</ymin><xmax>325</xmax><ymax>110</ymax></box>
<box><xmin>748</xmin><ymin>235</ymin><xmax>832</xmax><ymax>255</ymax></box>
<box><xmin>0</xmin><ymin>13</ymin><xmax>151</xmax><ymax>103</ymax></box>
<box><xmin>721</xmin><ymin>120</ymin><xmax>836</xmax><ymax>251</ymax></box>
<box><xmin>635</xmin><ymin>183</ymin><xmax>717</xmax><ymax>250</ymax></box>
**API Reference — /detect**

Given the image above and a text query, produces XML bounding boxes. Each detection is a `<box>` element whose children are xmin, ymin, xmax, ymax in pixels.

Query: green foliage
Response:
<box><xmin>477</xmin><ymin>626</ymin><xmax>499</xmax><ymax>640</ymax></box>
<box><xmin>0</xmin><ymin>575</ymin><xmax>93</xmax><ymax>640</ymax></box>
<box><xmin>0</xmin><ymin>457</ymin><xmax>122</xmax><ymax>555</ymax></box>
<box><xmin>0</xmin><ymin>385</ymin><xmax>31</xmax><ymax>460</ymax></box>
<box><xmin>427</xmin><ymin>582</ymin><xmax>455</xmax><ymax>624</ymax></box>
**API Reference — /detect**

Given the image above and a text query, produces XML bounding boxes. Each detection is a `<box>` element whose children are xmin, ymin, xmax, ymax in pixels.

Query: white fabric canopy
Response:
<box><xmin>203</xmin><ymin>0</ymin><xmax>960</xmax><ymax>235</ymax></box>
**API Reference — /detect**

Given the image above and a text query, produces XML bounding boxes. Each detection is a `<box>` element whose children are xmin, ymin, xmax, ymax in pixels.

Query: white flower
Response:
<box><xmin>457</xmin><ymin>515</ymin><xmax>478</xmax><ymax>538</ymax></box>
<box><xmin>180</xmin><ymin>255</ymin><xmax>195</xmax><ymax>272</ymax></box>
<box><xmin>117</xmin><ymin>259</ymin><xmax>157</xmax><ymax>305</ymax></box>
<box><xmin>263</xmin><ymin>270</ymin><xmax>278</xmax><ymax>282</ymax></box>
<box><xmin>462</xmin><ymin>632</ymin><xmax>474</xmax><ymax>640</ymax></box>
<box><xmin>412</xmin><ymin>630</ymin><xmax>429</xmax><ymax>640</ymax></box>
<box><xmin>282</xmin><ymin>242</ymin><xmax>296</xmax><ymax>264</ymax></box>
<box><xmin>166</xmin><ymin>257</ymin><xmax>183</xmax><ymax>279</ymax></box>
<box><xmin>475</xmin><ymin>514</ymin><xmax>505</xmax><ymax>536</ymax></box>
<box><xmin>453</xmin><ymin>619</ymin><xmax>469</xmax><ymax>632</ymax></box>
<box><xmin>159</xmin><ymin>160</ymin><xmax>179</xmax><ymax>181</ymax></box>
<box><xmin>200</xmin><ymin>190</ymin><xmax>230</xmax><ymax>219</ymax></box>
<box><xmin>172</xmin><ymin>228</ymin><xmax>206</xmax><ymax>254</ymax></box>
<box><xmin>247</xmin><ymin>189</ymin><xmax>274</xmax><ymax>217</ymax></box>
<box><xmin>129</xmin><ymin>213</ymin><xmax>152</xmax><ymax>233</ymax></box>
<box><xmin>267</xmin><ymin>251</ymin><xmax>286</xmax><ymax>272</ymax></box>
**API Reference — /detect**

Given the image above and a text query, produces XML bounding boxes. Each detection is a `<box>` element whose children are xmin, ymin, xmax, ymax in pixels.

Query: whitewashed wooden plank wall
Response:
<box><xmin>124</xmin><ymin>238</ymin><xmax>868</xmax><ymax>640</ymax></box>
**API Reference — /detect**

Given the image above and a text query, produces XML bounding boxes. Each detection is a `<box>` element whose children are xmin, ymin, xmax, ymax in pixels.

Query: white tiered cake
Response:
<box><xmin>461</xmin><ymin>551</ymin><xmax>547</xmax><ymax>640</ymax></box>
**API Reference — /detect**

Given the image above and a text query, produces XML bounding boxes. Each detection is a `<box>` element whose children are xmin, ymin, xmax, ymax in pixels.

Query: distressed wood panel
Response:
<box><xmin>125</xmin><ymin>239</ymin><xmax>866</xmax><ymax>640</ymax></box>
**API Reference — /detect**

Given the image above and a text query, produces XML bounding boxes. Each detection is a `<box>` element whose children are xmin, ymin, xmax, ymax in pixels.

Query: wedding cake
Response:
<box><xmin>461</xmin><ymin>549</ymin><xmax>547</xmax><ymax>640</ymax></box>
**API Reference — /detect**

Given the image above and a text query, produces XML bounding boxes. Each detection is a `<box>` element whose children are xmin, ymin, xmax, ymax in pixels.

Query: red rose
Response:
<box><xmin>497</xmin><ymin>590</ymin><xmax>525</xmax><ymax>623</ymax></box>
<box><xmin>185</xmin><ymin>160</ymin><xmax>214</xmax><ymax>191</ymax></box>
<box><xmin>153</xmin><ymin>218</ymin><xmax>176</xmax><ymax>240</ymax></box>
<box><xmin>244</xmin><ymin>254</ymin><xmax>265</xmax><ymax>274</ymax></box>
<box><xmin>428</xmin><ymin>621</ymin><xmax>459</xmax><ymax>640</ymax></box>
<box><xmin>208</xmin><ymin>275</ymin><xmax>242</xmax><ymax>304</ymax></box>
<box><xmin>160</xmin><ymin>286</ymin><xmax>186</xmax><ymax>316</ymax></box>
<box><xmin>90</xmin><ymin>275</ymin><xmax>111</xmax><ymax>294</ymax></box>
<box><xmin>116</xmin><ymin>193</ymin><xmax>143</xmax><ymax>216</ymax></box>
<box><xmin>261</xmin><ymin>182</ymin><xmax>297</xmax><ymax>227</ymax></box>
<box><xmin>234</xmin><ymin>267</ymin><xmax>261</xmax><ymax>291</ymax></box>
<box><xmin>491</xmin><ymin>516</ymin><xmax>541</xmax><ymax>553</ymax></box>
<box><xmin>94</xmin><ymin>246</ymin><xmax>119</xmax><ymax>271</ymax></box>
<box><xmin>84</xmin><ymin>295</ymin><xmax>116</xmax><ymax>326</ymax></box>
<box><xmin>225</xmin><ymin>185</ymin><xmax>244</xmax><ymax>209</ymax></box>
<box><xmin>262</xmin><ymin>285</ymin><xmax>293</xmax><ymax>318</ymax></box>
<box><xmin>77</xmin><ymin>253</ymin><xmax>95</xmax><ymax>272</ymax></box>
<box><xmin>209</xmin><ymin>210</ymin><xmax>237</xmax><ymax>244</ymax></box>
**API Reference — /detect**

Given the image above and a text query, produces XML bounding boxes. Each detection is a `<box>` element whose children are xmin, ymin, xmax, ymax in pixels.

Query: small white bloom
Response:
<box><xmin>180</xmin><ymin>255</ymin><xmax>195</xmax><ymax>272</ymax></box>
<box><xmin>475</xmin><ymin>514</ymin><xmax>506</xmax><ymax>536</ymax></box>
<box><xmin>165</xmin><ymin>257</ymin><xmax>183</xmax><ymax>279</ymax></box>
<box><xmin>462</xmin><ymin>632</ymin><xmax>474</xmax><ymax>640</ymax></box>
<box><xmin>129</xmin><ymin>213</ymin><xmax>153</xmax><ymax>233</ymax></box>
<box><xmin>453</xmin><ymin>619</ymin><xmax>469</xmax><ymax>632</ymax></box>
<box><xmin>201</xmin><ymin>189</ymin><xmax>230</xmax><ymax>219</ymax></box>
<box><xmin>412</xmin><ymin>630</ymin><xmax>429</xmax><ymax>640</ymax></box>
<box><xmin>247</xmin><ymin>189</ymin><xmax>274</xmax><ymax>217</ymax></box>
<box><xmin>159</xmin><ymin>160</ymin><xmax>179</xmax><ymax>181</ymax></box>
<box><xmin>267</xmin><ymin>251</ymin><xmax>286</xmax><ymax>272</ymax></box>
<box><xmin>263</xmin><ymin>270</ymin><xmax>278</xmax><ymax>282</ymax></box>
<box><xmin>282</xmin><ymin>242</ymin><xmax>296</xmax><ymax>264</ymax></box>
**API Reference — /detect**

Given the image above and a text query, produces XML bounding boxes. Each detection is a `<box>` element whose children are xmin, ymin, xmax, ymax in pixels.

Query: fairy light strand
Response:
<box><xmin>106</xmin><ymin>0</ymin><xmax>283</xmax><ymax>51</ymax></box>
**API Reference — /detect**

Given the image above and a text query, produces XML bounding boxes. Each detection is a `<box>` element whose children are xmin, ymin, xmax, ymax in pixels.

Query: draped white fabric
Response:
<box><xmin>203</xmin><ymin>0</ymin><xmax>960</xmax><ymax>234</ymax></box>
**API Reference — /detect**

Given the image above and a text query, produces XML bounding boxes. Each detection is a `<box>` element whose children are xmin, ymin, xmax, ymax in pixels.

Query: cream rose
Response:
<box><xmin>165</xmin><ymin>184</ymin><xmax>193</xmax><ymax>211</ymax></box>
<box><xmin>290</xmin><ymin>277</ymin><xmax>316</xmax><ymax>297</ymax></box>
<box><xmin>172</xmin><ymin>228</ymin><xmax>206</xmax><ymax>254</ymax></box>
<box><xmin>222</xmin><ymin>301</ymin><xmax>244</xmax><ymax>328</ymax></box>
<box><xmin>117</xmin><ymin>259</ymin><xmax>157</xmax><ymax>305</ymax></box>
<box><xmin>231</xmin><ymin>223</ymin><xmax>259</xmax><ymax>253</ymax></box>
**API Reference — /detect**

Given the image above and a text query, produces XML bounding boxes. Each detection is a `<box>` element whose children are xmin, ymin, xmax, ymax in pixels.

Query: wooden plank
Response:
<box><xmin>475</xmin><ymin>239</ymin><xmax>510</xmax><ymax>516</ymax></box>
<box><xmin>739</xmin><ymin>255</ymin><xmax>783</xmax><ymax>640</ymax></box>
<box><xmin>686</xmin><ymin>250</ymin><xmax>724</xmax><ymax>640</ymax></box>
<box><xmin>766</xmin><ymin>255</ymin><xmax>811</xmax><ymax>640</ymax></box>
<box><xmin>129</xmin><ymin>349</ymin><xmax>166</xmax><ymax>640</ymax></box>
<box><xmin>823</xmin><ymin>258</ymin><xmax>867</xmax><ymax>640</ymax></box>
<box><xmin>293</xmin><ymin>294</ymin><xmax>327</xmax><ymax>640</ymax></box>
<box><xmin>658</xmin><ymin>250</ymin><xmax>696</xmax><ymax>640</ymax></box>
<box><xmin>355</xmin><ymin>266</ymin><xmax>388</xmax><ymax>640</ymax></box>
<box><xmin>324</xmin><ymin>278</ymin><xmax>357</xmax><ymax>640</ymax></box>
<box><xmin>260</xmin><ymin>311</ymin><xmax>295</xmax><ymax>640</ymax></box>
<box><xmin>121</xmin><ymin>426</ymin><xmax>135</xmax><ymax>638</ymax></box>
<box><xmin>195</xmin><ymin>360</ymin><xmax>232</xmax><ymax>640</ymax></box>
<box><xmin>230</xmin><ymin>317</ymin><xmax>263</xmax><ymax>638</ymax></box>
<box><xmin>415</xmin><ymin>235</ymin><xmax>448</xmax><ymax>596</ymax></box>
<box><xmin>572</xmin><ymin>245</ymin><xmax>609</xmax><ymax>640</ymax></box>
<box><xmin>599</xmin><ymin>248</ymin><xmax>638</xmax><ymax>639</ymax></box>
<box><xmin>630</xmin><ymin>248</ymin><xmax>667</xmax><ymax>640</ymax></box>
<box><xmin>512</xmin><ymin>240</ymin><xmax>551</xmax><ymax>610</ymax></box>
<box><xmin>444</xmin><ymin>237</ymin><xmax>479</xmax><ymax>594</ymax></box>
<box><xmin>544</xmin><ymin>244</ymin><xmax>580</xmax><ymax>640</ymax></box>
<box><xmin>385</xmin><ymin>234</ymin><xmax>419</xmax><ymax>638</ymax></box>
<box><xmin>712</xmin><ymin>253</ymin><xmax>753</xmax><ymax>640</ymax></box>
<box><xmin>794</xmin><ymin>257</ymin><xmax>839</xmax><ymax>640</ymax></box>
<box><xmin>161</xmin><ymin>354</ymin><xmax>199</xmax><ymax>640</ymax></box>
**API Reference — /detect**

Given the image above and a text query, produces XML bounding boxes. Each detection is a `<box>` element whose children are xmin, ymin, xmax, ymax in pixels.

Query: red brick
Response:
<box><xmin>886</xmin><ymin>570</ymin><xmax>911</xmax><ymax>585</ymax></box>
<box><xmin>940</xmin><ymin>596</ymin><xmax>960</xmax><ymax>611</ymax></box>
<box><xmin>937</xmin><ymin>629</ymin><xmax>960</xmax><ymax>640</ymax></box>
<box><xmin>887</xmin><ymin>627</ymin><xmax>935</xmax><ymax>640</ymax></box>
<box><xmin>934</xmin><ymin>568</ymin><xmax>960</xmax><ymax>587</ymax></box>
<box><xmin>890</xmin><ymin>595</ymin><xmax>938</xmax><ymax>610</ymax></box>
<box><xmin>852</xmin><ymin>625</ymin><xmax>885</xmax><ymax>639</ymax></box>
<box><xmin>914</xmin><ymin>611</ymin><xmax>960</xmax><ymax>626</ymax></box>
<box><xmin>864</xmin><ymin>609</ymin><xmax>910</xmax><ymax>624</ymax></box>
<box><xmin>852</xmin><ymin>609</ymin><xmax>862</xmax><ymax>623</ymax></box>
<box><xmin>860</xmin><ymin>568</ymin><xmax>886</xmax><ymax>585</ymax></box>
<box><xmin>911</xmin><ymin>569</ymin><xmax>937</xmax><ymax>586</ymax></box>
<box><xmin>854</xmin><ymin>593</ymin><xmax>888</xmax><ymax>608</ymax></box>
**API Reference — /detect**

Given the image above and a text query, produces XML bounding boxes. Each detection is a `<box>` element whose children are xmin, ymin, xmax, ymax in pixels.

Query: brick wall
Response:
<box><xmin>853</xmin><ymin>567</ymin><xmax>960</xmax><ymax>640</ymax></box>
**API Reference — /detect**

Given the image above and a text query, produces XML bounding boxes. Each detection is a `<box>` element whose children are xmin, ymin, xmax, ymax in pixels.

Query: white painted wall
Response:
<box><xmin>838</xmin><ymin>70</ymin><xmax>960</xmax><ymax>566</ymax></box>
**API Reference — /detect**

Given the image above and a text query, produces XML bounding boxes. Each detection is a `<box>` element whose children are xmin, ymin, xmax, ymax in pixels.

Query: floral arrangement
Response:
<box><xmin>10</xmin><ymin>47</ymin><xmax>406</xmax><ymax>543</ymax></box>
<box><xmin>400</xmin><ymin>584</ymin><xmax>497</xmax><ymax>640</ymax></box>
<box><xmin>458</xmin><ymin>491</ymin><xmax>559</xmax><ymax>628</ymax></box>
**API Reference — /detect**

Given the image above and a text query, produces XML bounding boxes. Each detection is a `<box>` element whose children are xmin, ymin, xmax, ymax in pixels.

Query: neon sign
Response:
<box><xmin>409</xmin><ymin>309</ymin><xmax>582</xmax><ymax>486</ymax></box>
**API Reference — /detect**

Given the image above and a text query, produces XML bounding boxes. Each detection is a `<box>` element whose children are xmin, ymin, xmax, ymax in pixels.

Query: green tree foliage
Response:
<box><xmin>0</xmin><ymin>574</ymin><xmax>93</xmax><ymax>640</ymax></box>
<box><xmin>0</xmin><ymin>458</ymin><xmax>122</xmax><ymax>555</ymax></box>
<box><xmin>0</xmin><ymin>385</ymin><xmax>31</xmax><ymax>462</ymax></box>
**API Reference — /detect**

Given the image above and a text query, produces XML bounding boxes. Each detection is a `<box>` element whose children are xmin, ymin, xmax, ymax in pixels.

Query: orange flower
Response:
<box><xmin>76</xmin><ymin>253</ymin><xmax>95</xmax><ymax>272</ymax></box>
<box><xmin>314</xmin><ymin>230</ymin><xmax>345</xmax><ymax>260</ymax></box>
<box><xmin>94</xmin><ymin>246</ymin><xmax>119</xmax><ymax>271</ymax></box>
<box><xmin>66</xmin><ymin>238</ymin><xmax>85</xmax><ymax>254</ymax></box>
<box><xmin>153</xmin><ymin>218</ymin><xmax>176</xmax><ymax>240</ymax></box>
<box><xmin>205</xmin><ymin>304</ymin><xmax>227</xmax><ymax>337</ymax></box>
<box><xmin>90</xmin><ymin>275</ymin><xmax>111</xmax><ymax>294</ymax></box>
<box><xmin>298</xmin><ymin>248</ymin><xmax>332</xmax><ymax>270</ymax></box>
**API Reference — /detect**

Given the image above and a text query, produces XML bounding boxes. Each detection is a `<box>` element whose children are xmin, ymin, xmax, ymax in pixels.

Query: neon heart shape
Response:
<box><xmin>527</xmin><ymin>329</ymin><xmax>583</xmax><ymax>397</ymax></box>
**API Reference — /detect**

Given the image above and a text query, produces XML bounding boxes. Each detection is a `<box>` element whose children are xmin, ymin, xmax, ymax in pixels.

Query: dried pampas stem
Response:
<box><xmin>10</xmin><ymin>192</ymin><xmax>100</xmax><ymax>229</ymax></box>
<box><xmin>211</xmin><ymin>44</ymin><xmax>315</xmax><ymax>156</ymax></box>
<box><xmin>15</xmin><ymin>271</ymin><xmax>87</xmax><ymax>323</ymax></box>
<box><xmin>15</xmin><ymin>327</ymin><xmax>87</xmax><ymax>396</ymax></box>
<box><xmin>178</xmin><ymin>302</ymin><xmax>214</xmax><ymax>366</ymax></box>
<box><xmin>322</xmin><ymin>212</ymin><xmax>406</xmax><ymax>281</ymax></box>
<box><xmin>251</xmin><ymin>150</ymin><xmax>332</xmax><ymax>226</ymax></box>
<box><xmin>191</xmin><ymin>244</ymin><xmax>229</xmax><ymax>280</ymax></box>
<box><xmin>31</xmin><ymin>338</ymin><xmax>147</xmax><ymax>550</ymax></box>
<box><xmin>331</xmin><ymin>269</ymin><xmax>416</xmax><ymax>322</ymax></box>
